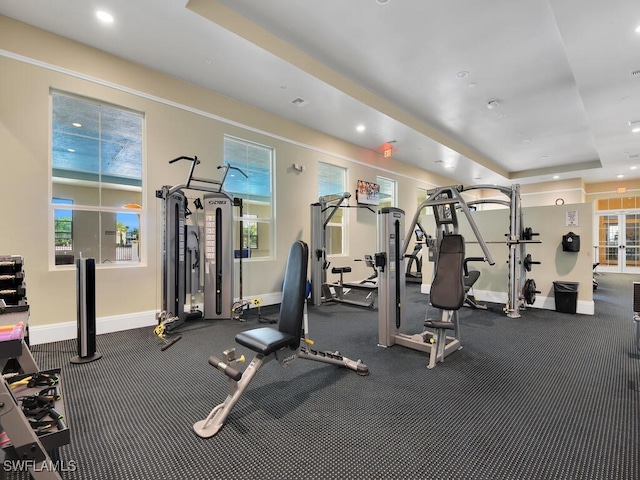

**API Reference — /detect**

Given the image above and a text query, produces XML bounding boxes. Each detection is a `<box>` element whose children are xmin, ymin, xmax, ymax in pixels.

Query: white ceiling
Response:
<box><xmin>2</xmin><ymin>0</ymin><xmax>640</xmax><ymax>187</ymax></box>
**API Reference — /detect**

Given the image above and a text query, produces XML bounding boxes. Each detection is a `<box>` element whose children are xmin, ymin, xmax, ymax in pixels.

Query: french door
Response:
<box><xmin>596</xmin><ymin>211</ymin><xmax>640</xmax><ymax>273</ymax></box>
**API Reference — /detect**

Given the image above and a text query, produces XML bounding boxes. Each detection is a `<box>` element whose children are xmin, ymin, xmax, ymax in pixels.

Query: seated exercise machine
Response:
<box><xmin>377</xmin><ymin>187</ymin><xmax>495</xmax><ymax>368</ymax></box>
<box><xmin>194</xmin><ymin>241</ymin><xmax>368</xmax><ymax>438</ymax></box>
<box><xmin>310</xmin><ymin>192</ymin><xmax>377</xmax><ymax>308</ymax></box>
<box><xmin>327</xmin><ymin>255</ymin><xmax>378</xmax><ymax>308</ymax></box>
<box><xmin>377</xmin><ymin>207</ymin><xmax>477</xmax><ymax>368</ymax></box>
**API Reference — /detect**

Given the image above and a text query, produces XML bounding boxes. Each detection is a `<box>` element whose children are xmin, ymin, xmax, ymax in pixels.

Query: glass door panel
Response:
<box><xmin>624</xmin><ymin>214</ymin><xmax>640</xmax><ymax>272</ymax></box>
<box><xmin>598</xmin><ymin>214</ymin><xmax>619</xmax><ymax>270</ymax></box>
<box><xmin>597</xmin><ymin>211</ymin><xmax>640</xmax><ymax>273</ymax></box>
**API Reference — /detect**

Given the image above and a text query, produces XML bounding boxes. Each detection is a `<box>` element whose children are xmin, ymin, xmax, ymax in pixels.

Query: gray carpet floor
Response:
<box><xmin>10</xmin><ymin>273</ymin><xmax>640</xmax><ymax>479</ymax></box>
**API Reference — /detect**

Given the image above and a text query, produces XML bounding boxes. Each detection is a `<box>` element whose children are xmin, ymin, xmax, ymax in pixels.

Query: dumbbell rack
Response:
<box><xmin>0</xmin><ymin>255</ymin><xmax>69</xmax><ymax>480</ymax></box>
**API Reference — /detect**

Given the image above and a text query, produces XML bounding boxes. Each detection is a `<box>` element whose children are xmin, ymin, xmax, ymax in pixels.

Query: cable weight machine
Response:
<box><xmin>155</xmin><ymin>156</ymin><xmax>247</xmax><ymax>348</ymax></box>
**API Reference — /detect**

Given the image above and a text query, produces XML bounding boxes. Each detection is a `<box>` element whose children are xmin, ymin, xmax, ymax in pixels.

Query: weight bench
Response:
<box><xmin>424</xmin><ymin>234</ymin><xmax>465</xmax><ymax>368</ymax></box>
<box><xmin>194</xmin><ymin>241</ymin><xmax>367</xmax><ymax>438</ymax></box>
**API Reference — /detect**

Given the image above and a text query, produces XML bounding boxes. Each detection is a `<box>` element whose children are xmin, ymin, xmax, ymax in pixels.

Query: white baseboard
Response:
<box><xmin>420</xmin><ymin>285</ymin><xmax>594</xmax><ymax>316</ymax></box>
<box><xmin>29</xmin><ymin>292</ymin><xmax>284</xmax><ymax>346</ymax></box>
<box><xmin>29</xmin><ymin>310</ymin><xmax>158</xmax><ymax>345</ymax></box>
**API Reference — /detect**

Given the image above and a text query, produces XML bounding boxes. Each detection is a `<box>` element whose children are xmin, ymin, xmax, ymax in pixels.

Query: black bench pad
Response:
<box><xmin>236</xmin><ymin>327</ymin><xmax>298</xmax><ymax>356</ymax></box>
<box><xmin>331</xmin><ymin>266</ymin><xmax>352</xmax><ymax>274</ymax></box>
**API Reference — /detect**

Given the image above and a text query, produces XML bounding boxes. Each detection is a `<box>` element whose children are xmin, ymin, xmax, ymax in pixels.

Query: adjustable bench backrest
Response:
<box><xmin>278</xmin><ymin>240</ymin><xmax>309</xmax><ymax>346</ymax></box>
<box><xmin>430</xmin><ymin>234</ymin><xmax>465</xmax><ymax>311</ymax></box>
<box><xmin>234</xmin><ymin>240</ymin><xmax>309</xmax><ymax>356</ymax></box>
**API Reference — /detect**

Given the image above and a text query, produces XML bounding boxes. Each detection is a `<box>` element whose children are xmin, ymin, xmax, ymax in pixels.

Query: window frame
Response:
<box><xmin>318</xmin><ymin>162</ymin><xmax>348</xmax><ymax>257</ymax></box>
<box><xmin>49</xmin><ymin>90</ymin><xmax>144</xmax><ymax>268</ymax></box>
<box><xmin>376</xmin><ymin>175</ymin><xmax>397</xmax><ymax>209</ymax></box>
<box><xmin>222</xmin><ymin>135</ymin><xmax>275</xmax><ymax>261</ymax></box>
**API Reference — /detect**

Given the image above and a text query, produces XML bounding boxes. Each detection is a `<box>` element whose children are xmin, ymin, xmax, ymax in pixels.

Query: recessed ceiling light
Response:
<box><xmin>553</xmin><ymin>175</ymin><xmax>560</xmax><ymax>179</ymax></box>
<box><xmin>497</xmin><ymin>113</ymin><xmax>507</xmax><ymax>119</ymax></box>
<box><xmin>467</xmin><ymin>82</ymin><xmax>477</xmax><ymax>88</ymax></box>
<box><xmin>617</xmin><ymin>174</ymin><xmax>625</xmax><ymax>178</ymax></box>
<box><xmin>356</xmin><ymin>125</ymin><xmax>366</xmax><ymax>133</ymax></box>
<box><xmin>635</xmin><ymin>24</ymin><xmax>640</xmax><ymax>33</ymax></box>
<box><xmin>376</xmin><ymin>0</ymin><xmax>390</xmax><ymax>4</ymax></box>
<box><xmin>487</xmin><ymin>100</ymin><xmax>499</xmax><ymax>110</ymax></box>
<box><xmin>630</xmin><ymin>120</ymin><xmax>640</xmax><ymax>133</ymax></box>
<box><xmin>67</xmin><ymin>148</ymin><xmax>75</xmax><ymax>153</ymax></box>
<box><xmin>456</xmin><ymin>71</ymin><xmax>469</xmax><ymax>79</ymax></box>
<box><xmin>96</xmin><ymin>10</ymin><xmax>114</xmax><ymax>23</ymax></box>
<box><xmin>72</xmin><ymin>122</ymin><xmax>82</xmax><ymax>128</ymax></box>
<box><xmin>631</xmin><ymin>165</ymin><xmax>638</xmax><ymax>170</ymax></box>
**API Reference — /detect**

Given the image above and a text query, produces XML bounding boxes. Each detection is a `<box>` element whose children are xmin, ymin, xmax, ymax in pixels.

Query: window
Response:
<box><xmin>223</xmin><ymin>136</ymin><xmax>273</xmax><ymax>259</ymax></box>
<box><xmin>53</xmin><ymin>198</ymin><xmax>73</xmax><ymax>251</ymax></box>
<box><xmin>51</xmin><ymin>91</ymin><xmax>143</xmax><ymax>266</ymax></box>
<box><xmin>417</xmin><ymin>187</ymin><xmax>428</xmax><ymax>208</ymax></box>
<box><xmin>376</xmin><ymin>176</ymin><xmax>397</xmax><ymax>209</ymax></box>
<box><xmin>417</xmin><ymin>187</ymin><xmax>433</xmax><ymax>216</ymax></box>
<box><xmin>242</xmin><ymin>215</ymin><xmax>259</xmax><ymax>250</ymax></box>
<box><xmin>318</xmin><ymin>162</ymin><xmax>347</xmax><ymax>255</ymax></box>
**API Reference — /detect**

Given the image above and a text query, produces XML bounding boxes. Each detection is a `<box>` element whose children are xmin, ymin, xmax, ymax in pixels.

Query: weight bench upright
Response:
<box><xmin>194</xmin><ymin>240</ymin><xmax>367</xmax><ymax>438</ymax></box>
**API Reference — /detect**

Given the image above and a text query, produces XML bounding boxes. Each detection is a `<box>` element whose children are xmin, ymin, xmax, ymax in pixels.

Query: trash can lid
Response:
<box><xmin>553</xmin><ymin>281</ymin><xmax>579</xmax><ymax>291</ymax></box>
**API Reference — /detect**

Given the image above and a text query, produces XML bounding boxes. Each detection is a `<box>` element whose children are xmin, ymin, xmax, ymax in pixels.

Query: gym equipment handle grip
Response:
<box><xmin>209</xmin><ymin>355</ymin><xmax>242</xmax><ymax>381</ymax></box>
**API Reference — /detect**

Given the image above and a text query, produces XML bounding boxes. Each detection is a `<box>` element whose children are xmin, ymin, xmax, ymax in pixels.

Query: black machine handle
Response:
<box><xmin>168</xmin><ymin>155</ymin><xmax>201</xmax><ymax>190</ymax></box>
<box><xmin>217</xmin><ymin>164</ymin><xmax>248</xmax><ymax>177</ymax></box>
<box><xmin>169</xmin><ymin>155</ymin><xmax>199</xmax><ymax>165</ymax></box>
<box><xmin>209</xmin><ymin>355</ymin><xmax>242</xmax><ymax>382</ymax></box>
<box><xmin>463</xmin><ymin>256</ymin><xmax>486</xmax><ymax>276</ymax></box>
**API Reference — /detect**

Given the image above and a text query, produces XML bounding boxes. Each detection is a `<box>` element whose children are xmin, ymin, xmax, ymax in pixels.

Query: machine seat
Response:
<box><xmin>331</xmin><ymin>266</ymin><xmax>352</xmax><ymax>274</ymax></box>
<box><xmin>464</xmin><ymin>270</ymin><xmax>480</xmax><ymax>290</ymax></box>
<box><xmin>236</xmin><ymin>327</ymin><xmax>298</xmax><ymax>356</ymax></box>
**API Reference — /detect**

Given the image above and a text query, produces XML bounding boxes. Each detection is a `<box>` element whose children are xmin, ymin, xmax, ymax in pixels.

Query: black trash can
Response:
<box><xmin>553</xmin><ymin>281</ymin><xmax>579</xmax><ymax>314</ymax></box>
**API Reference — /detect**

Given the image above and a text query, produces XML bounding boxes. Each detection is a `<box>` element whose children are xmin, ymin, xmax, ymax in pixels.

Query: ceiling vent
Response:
<box><xmin>631</xmin><ymin>69</ymin><xmax>640</xmax><ymax>77</ymax></box>
<box><xmin>627</xmin><ymin>153</ymin><xmax>640</xmax><ymax>159</ymax></box>
<box><xmin>290</xmin><ymin>97</ymin><xmax>309</xmax><ymax>107</ymax></box>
